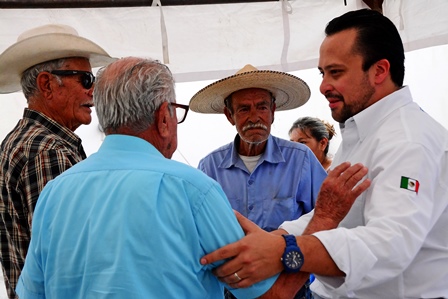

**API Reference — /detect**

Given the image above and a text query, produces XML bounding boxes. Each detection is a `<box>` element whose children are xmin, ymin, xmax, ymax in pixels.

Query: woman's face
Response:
<box><xmin>290</xmin><ymin>128</ymin><xmax>326</xmax><ymax>163</ymax></box>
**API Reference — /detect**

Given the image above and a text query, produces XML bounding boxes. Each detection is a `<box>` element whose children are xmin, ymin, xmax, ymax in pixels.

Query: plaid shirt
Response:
<box><xmin>0</xmin><ymin>108</ymin><xmax>86</xmax><ymax>299</ymax></box>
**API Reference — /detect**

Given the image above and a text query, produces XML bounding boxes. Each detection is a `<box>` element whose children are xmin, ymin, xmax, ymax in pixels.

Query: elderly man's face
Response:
<box><xmin>48</xmin><ymin>57</ymin><xmax>94</xmax><ymax>131</ymax></box>
<box><xmin>225</xmin><ymin>88</ymin><xmax>275</xmax><ymax>145</ymax></box>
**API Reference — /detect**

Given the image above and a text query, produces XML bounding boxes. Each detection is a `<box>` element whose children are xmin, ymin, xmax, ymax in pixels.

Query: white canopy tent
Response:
<box><xmin>0</xmin><ymin>2</ymin><xmax>448</xmax><ymax>296</ymax></box>
<box><xmin>2</xmin><ymin>1</ymin><xmax>448</xmax><ymax>80</ymax></box>
<box><xmin>1</xmin><ymin>0</ymin><xmax>448</xmax><ymax>168</ymax></box>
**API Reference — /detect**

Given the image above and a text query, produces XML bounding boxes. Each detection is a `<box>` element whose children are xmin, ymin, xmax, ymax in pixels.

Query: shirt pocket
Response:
<box><xmin>263</xmin><ymin>196</ymin><xmax>297</xmax><ymax>232</ymax></box>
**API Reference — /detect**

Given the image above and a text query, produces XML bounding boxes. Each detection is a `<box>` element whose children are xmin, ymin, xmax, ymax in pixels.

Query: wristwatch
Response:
<box><xmin>281</xmin><ymin>234</ymin><xmax>304</xmax><ymax>273</ymax></box>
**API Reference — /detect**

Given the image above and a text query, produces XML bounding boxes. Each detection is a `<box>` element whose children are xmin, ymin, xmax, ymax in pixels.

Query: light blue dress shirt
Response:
<box><xmin>198</xmin><ymin>135</ymin><xmax>327</xmax><ymax>231</ymax></box>
<box><xmin>16</xmin><ymin>135</ymin><xmax>277</xmax><ymax>299</ymax></box>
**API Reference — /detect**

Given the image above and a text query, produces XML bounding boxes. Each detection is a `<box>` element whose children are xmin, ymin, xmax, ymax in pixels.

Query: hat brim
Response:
<box><xmin>189</xmin><ymin>70</ymin><xmax>311</xmax><ymax>114</ymax></box>
<box><xmin>0</xmin><ymin>32</ymin><xmax>117</xmax><ymax>94</ymax></box>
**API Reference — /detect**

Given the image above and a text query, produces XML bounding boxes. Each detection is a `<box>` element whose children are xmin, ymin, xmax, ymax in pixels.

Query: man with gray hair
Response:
<box><xmin>15</xmin><ymin>57</ymin><xmax>278</xmax><ymax>298</ymax></box>
<box><xmin>0</xmin><ymin>24</ymin><xmax>114</xmax><ymax>299</ymax></box>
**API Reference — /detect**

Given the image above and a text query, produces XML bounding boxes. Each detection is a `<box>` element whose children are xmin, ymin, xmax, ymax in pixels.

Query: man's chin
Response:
<box><xmin>240</xmin><ymin>136</ymin><xmax>269</xmax><ymax>145</ymax></box>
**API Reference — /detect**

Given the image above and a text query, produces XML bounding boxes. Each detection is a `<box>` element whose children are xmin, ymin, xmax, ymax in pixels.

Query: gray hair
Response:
<box><xmin>289</xmin><ymin>116</ymin><xmax>336</xmax><ymax>156</ymax></box>
<box><xmin>20</xmin><ymin>58</ymin><xmax>66</xmax><ymax>100</ymax></box>
<box><xmin>94</xmin><ymin>57</ymin><xmax>176</xmax><ymax>134</ymax></box>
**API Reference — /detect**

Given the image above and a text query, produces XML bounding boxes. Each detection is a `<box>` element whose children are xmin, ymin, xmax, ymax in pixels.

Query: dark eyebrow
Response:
<box><xmin>319</xmin><ymin>63</ymin><xmax>345</xmax><ymax>71</ymax></box>
<box><xmin>256</xmin><ymin>100</ymin><xmax>270</xmax><ymax>106</ymax></box>
<box><xmin>235</xmin><ymin>103</ymin><xmax>250</xmax><ymax>109</ymax></box>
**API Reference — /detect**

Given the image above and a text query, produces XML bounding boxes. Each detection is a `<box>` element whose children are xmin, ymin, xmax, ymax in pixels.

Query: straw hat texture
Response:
<box><xmin>189</xmin><ymin>64</ymin><xmax>311</xmax><ymax>114</ymax></box>
<box><xmin>0</xmin><ymin>24</ymin><xmax>116</xmax><ymax>94</ymax></box>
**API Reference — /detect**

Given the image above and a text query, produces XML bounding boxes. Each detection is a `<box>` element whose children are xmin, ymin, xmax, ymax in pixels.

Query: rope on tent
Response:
<box><xmin>152</xmin><ymin>0</ymin><xmax>170</xmax><ymax>64</ymax></box>
<box><xmin>280</xmin><ymin>0</ymin><xmax>292</xmax><ymax>70</ymax></box>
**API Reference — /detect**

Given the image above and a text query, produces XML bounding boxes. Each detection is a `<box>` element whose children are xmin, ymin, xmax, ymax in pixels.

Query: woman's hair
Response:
<box><xmin>289</xmin><ymin>116</ymin><xmax>336</xmax><ymax>155</ymax></box>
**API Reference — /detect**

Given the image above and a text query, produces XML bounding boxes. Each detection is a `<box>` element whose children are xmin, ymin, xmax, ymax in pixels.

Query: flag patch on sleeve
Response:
<box><xmin>400</xmin><ymin>176</ymin><xmax>419</xmax><ymax>193</ymax></box>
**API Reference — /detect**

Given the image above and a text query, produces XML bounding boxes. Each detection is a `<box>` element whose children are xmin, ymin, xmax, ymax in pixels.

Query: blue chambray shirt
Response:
<box><xmin>198</xmin><ymin>135</ymin><xmax>327</xmax><ymax>232</ymax></box>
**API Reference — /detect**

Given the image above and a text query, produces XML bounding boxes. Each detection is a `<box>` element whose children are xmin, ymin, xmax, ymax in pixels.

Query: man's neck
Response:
<box><xmin>238</xmin><ymin>138</ymin><xmax>267</xmax><ymax>156</ymax></box>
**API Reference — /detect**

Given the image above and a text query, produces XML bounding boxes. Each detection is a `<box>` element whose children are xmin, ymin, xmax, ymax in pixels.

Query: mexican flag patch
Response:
<box><xmin>400</xmin><ymin>176</ymin><xmax>419</xmax><ymax>193</ymax></box>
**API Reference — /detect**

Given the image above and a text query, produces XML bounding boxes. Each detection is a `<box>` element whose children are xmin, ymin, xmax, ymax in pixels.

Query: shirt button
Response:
<box><xmin>248</xmin><ymin>180</ymin><xmax>254</xmax><ymax>185</ymax></box>
<box><xmin>248</xmin><ymin>205</ymin><xmax>254</xmax><ymax>210</ymax></box>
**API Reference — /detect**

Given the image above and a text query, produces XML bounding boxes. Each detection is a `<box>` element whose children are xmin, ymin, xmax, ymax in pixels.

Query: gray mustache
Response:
<box><xmin>242</xmin><ymin>123</ymin><xmax>267</xmax><ymax>132</ymax></box>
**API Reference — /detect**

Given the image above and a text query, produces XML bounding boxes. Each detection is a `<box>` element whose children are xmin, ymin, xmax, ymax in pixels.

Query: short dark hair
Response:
<box><xmin>325</xmin><ymin>9</ymin><xmax>405</xmax><ymax>87</ymax></box>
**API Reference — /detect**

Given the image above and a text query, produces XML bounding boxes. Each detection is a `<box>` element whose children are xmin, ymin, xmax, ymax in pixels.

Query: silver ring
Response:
<box><xmin>234</xmin><ymin>272</ymin><xmax>242</xmax><ymax>281</ymax></box>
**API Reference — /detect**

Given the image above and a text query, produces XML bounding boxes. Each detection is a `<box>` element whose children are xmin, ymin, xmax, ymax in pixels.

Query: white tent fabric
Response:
<box><xmin>1</xmin><ymin>1</ymin><xmax>448</xmax><ymax>81</ymax></box>
<box><xmin>1</xmin><ymin>0</ymin><xmax>448</xmax><ymax>168</ymax></box>
<box><xmin>0</xmin><ymin>1</ymin><xmax>448</xmax><ymax>297</ymax></box>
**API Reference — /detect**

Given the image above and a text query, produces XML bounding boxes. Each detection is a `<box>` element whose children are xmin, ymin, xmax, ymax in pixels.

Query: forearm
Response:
<box><xmin>267</xmin><ymin>228</ymin><xmax>342</xmax><ymax>293</ymax></box>
<box><xmin>297</xmin><ymin>235</ymin><xmax>344</xmax><ymax>276</ymax></box>
<box><xmin>302</xmin><ymin>213</ymin><xmax>340</xmax><ymax>235</ymax></box>
<box><xmin>258</xmin><ymin>272</ymin><xmax>309</xmax><ymax>299</ymax></box>
<box><xmin>279</xmin><ymin>216</ymin><xmax>343</xmax><ymax>276</ymax></box>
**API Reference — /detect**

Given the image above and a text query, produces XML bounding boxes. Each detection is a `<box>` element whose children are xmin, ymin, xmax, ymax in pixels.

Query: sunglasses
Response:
<box><xmin>50</xmin><ymin>70</ymin><xmax>95</xmax><ymax>89</ymax></box>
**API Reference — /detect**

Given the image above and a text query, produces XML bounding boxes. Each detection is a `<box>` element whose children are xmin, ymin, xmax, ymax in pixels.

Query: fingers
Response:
<box><xmin>200</xmin><ymin>212</ymin><xmax>262</xmax><ymax>266</ymax></box>
<box><xmin>201</xmin><ymin>245</ymin><xmax>259</xmax><ymax>288</ymax></box>
<box><xmin>206</xmin><ymin>232</ymin><xmax>285</xmax><ymax>288</ymax></box>
<box><xmin>328</xmin><ymin>162</ymin><xmax>368</xmax><ymax>190</ymax></box>
<box><xmin>221</xmin><ymin>270</ymin><xmax>246</xmax><ymax>288</ymax></box>
<box><xmin>313</xmin><ymin>162</ymin><xmax>370</xmax><ymax>226</ymax></box>
<box><xmin>352</xmin><ymin>178</ymin><xmax>371</xmax><ymax>198</ymax></box>
<box><xmin>327</xmin><ymin>161</ymin><xmax>351</xmax><ymax>177</ymax></box>
<box><xmin>234</xmin><ymin>210</ymin><xmax>259</xmax><ymax>234</ymax></box>
<box><xmin>200</xmin><ymin>242</ymin><xmax>240</xmax><ymax>266</ymax></box>
<box><xmin>340</xmin><ymin>163</ymin><xmax>368</xmax><ymax>188</ymax></box>
<box><xmin>218</xmin><ymin>266</ymin><xmax>264</xmax><ymax>288</ymax></box>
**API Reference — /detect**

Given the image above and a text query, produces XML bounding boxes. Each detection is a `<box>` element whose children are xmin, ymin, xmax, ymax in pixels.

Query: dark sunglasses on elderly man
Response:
<box><xmin>50</xmin><ymin>70</ymin><xmax>95</xmax><ymax>89</ymax></box>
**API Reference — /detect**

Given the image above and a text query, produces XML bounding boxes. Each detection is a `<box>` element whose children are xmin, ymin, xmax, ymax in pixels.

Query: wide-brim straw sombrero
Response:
<box><xmin>0</xmin><ymin>24</ymin><xmax>117</xmax><ymax>94</ymax></box>
<box><xmin>189</xmin><ymin>64</ymin><xmax>311</xmax><ymax>114</ymax></box>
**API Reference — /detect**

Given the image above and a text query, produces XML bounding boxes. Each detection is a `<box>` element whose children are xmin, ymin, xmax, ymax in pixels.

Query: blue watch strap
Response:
<box><xmin>282</xmin><ymin>234</ymin><xmax>297</xmax><ymax>247</ymax></box>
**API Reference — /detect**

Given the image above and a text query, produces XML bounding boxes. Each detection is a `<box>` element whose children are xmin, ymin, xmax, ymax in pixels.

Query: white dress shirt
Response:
<box><xmin>280</xmin><ymin>86</ymin><xmax>448</xmax><ymax>298</ymax></box>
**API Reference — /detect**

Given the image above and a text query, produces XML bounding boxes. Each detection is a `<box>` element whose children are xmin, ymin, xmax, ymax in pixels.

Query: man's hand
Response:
<box><xmin>200</xmin><ymin>211</ymin><xmax>285</xmax><ymax>288</ymax></box>
<box><xmin>200</xmin><ymin>162</ymin><xmax>371</xmax><ymax>289</ymax></box>
<box><xmin>304</xmin><ymin>162</ymin><xmax>370</xmax><ymax>234</ymax></box>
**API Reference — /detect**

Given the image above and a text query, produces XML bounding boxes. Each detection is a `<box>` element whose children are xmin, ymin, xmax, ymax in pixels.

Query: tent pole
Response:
<box><xmin>0</xmin><ymin>0</ymin><xmax>274</xmax><ymax>9</ymax></box>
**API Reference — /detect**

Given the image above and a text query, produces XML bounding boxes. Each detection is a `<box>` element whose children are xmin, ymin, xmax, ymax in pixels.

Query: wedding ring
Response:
<box><xmin>234</xmin><ymin>272</ymin><xmax>242</xmax><ymax>281</ymax></box>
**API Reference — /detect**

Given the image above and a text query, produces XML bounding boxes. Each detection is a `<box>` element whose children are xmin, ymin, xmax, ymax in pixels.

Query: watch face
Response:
<box><xmin>285</xmin><ymin>251</ymin><xmax>302</xmax><ymax>269</ymax></box>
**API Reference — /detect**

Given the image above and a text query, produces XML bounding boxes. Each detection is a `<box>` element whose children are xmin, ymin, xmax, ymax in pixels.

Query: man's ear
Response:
<box><xmin>372</xmin><ymin>59</ymin><xmax>390</xmax><ymax>85</ymax></box>
<box><xmin>36</xmin><ymin>72</ymin><xmax>53</xmax><ymax>99</ymax></box>
<box><xmin>224</xmin><ymin>107</ymin><xmax>236</xmax><ymax>126</ymax></box>
<box><xmin>271</xmin><ymin>102</ymin><xmax>276</xmax><ymax>124</ymax></box>
<box><xmin>155</xmin><ymin>101</ymin><xmax>172</xmax><ymax>138</ymax></box>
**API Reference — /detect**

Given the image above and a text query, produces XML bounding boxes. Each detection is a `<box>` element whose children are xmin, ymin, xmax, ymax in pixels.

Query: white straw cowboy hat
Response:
<box><xmin>0</xmin><ymin>24</ymin><xmax>117</xmax><ymax>94</ymax></box>
<box><xmin>189</xmin><ymin>64</ymin><xmax>311</xmax><ymax>114</ymax></box>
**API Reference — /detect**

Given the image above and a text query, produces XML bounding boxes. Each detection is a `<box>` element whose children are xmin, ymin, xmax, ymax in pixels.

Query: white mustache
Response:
<box><xmin>242</xmin><ymin>123</ymin><xmax>267</xmax><ymax>132</ymax></box>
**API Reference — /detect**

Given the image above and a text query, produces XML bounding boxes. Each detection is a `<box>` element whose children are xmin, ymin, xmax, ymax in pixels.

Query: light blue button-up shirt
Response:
<box><xmin>198</xmin><ymin>135</ymin><xmax>327</xmax><ymax>231</ymax></box>
<box><xmin>16</xmin><ymin>135</ymin><xmax>277</xmax><ymax>299</ymax></box>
